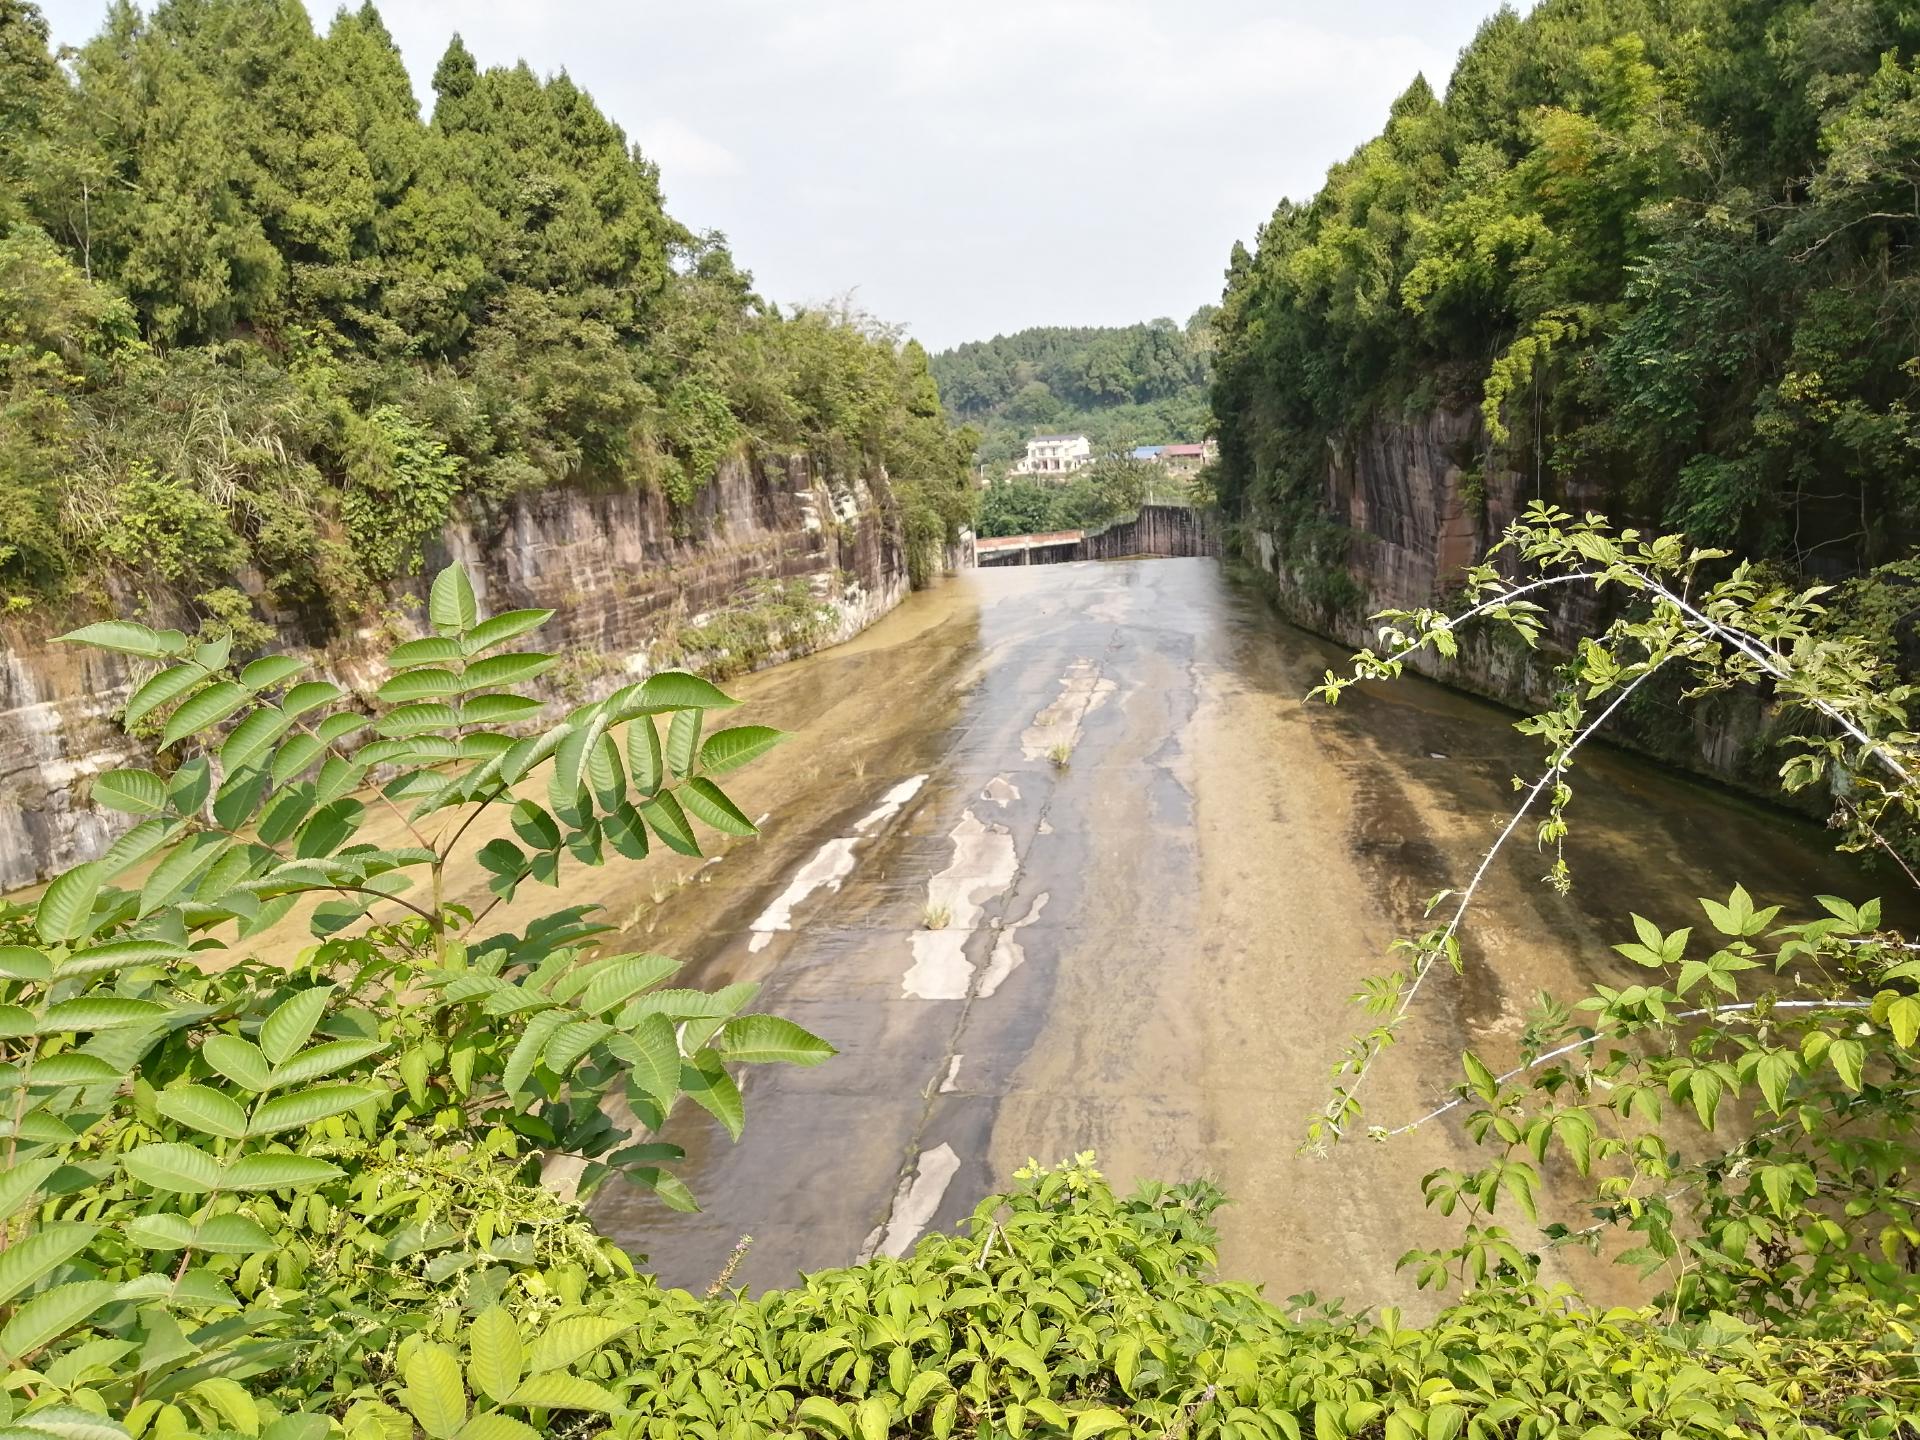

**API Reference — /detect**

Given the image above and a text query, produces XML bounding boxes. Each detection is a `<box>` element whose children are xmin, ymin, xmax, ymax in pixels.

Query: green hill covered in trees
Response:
<box><xmin>1212</xmin><ymin>0</ymin><xmax>1920</xmax><ymax>615</ymax></box>
<box><xmin>0</xmin><ymin>0</ymin><xmax>976</xmax><ymax>620</ymax></box>
<box><xmin>929</xmin><ymin>317</ymin><xmax>1214</xmax><ymax>471</ymax></box>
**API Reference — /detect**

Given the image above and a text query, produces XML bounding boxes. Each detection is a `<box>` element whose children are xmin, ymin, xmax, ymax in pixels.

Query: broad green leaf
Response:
<box><xmin>378</xmin><ymin>702</ymin><xmax>461</xmax><ymax>738</ymax></box>
<box><xmin>189</xmin><ymin>1378</ymin><xmax>260</xmax><ymax>1436</ymax></box>
<box><xmin>611</xmin><ymin>1013</ymin><xmax>681</xmax><ymax>1110</ymax></box>
<box><xmin>626</xmin><ymin>715</ymin><xmax>662</xmax><ymax>795</ymax></box>
<box><xmin>0</xmin><ymin>1158</ymin><xmax>63</xmax><ymax>1222</ymax></box>
<box><xmin>37</xmin><ymin>862</ymin><xmax>103</xmax><ymax>944</ymax></box>
<box><xmin>0</xmin><ymin>1222</ymin><xmax>98</xmax><ymax>1305</ymax></box>
<box><xmin>464</xmin><ymin>608</ymin><xmax>554</xmax><ymax>653</ymax></box>
<box><xmin>526</xmin><ymin>1315</ymin><xmax>630</xmax><ymax>1374</ymax></box>
<box><xmin>127</xmin><ymin>1211</ymin><xmax>273</xmax><ymax>1254</ymax></box>
<box><xmin>247</xmin><ymin>1084</ymin><xmax>383</xmax><ymax>1136</ymax></box>
<box><xmin>666</xmin><ymin>708</ymin><xmax>702</xmax><ymax>779</ymax></box>
<box><xmin>4</xmin><ymin>1405</ymin><xmax>134</xmax><ymax>1440</ymax></box>
<box><xmin>240</xmin><ymin>655</ymin><xmax>305</xmax><ymax>691</ymax></box>
<box><xmin>579</xmin><ymin>953</ymin><xmax>679</xmax><ymax>1014</ymax></box>
<box><xmin>698</xmin><ymin>724</ymin><xmax>785</xmax><ymax>773</ymax></box>
<box><xmin>502</xmin><ymin>1011</ymin><xmax>569</xmax><ymax>1097</ymax></box>
<box><xmin>0</xmin><ymin>1279</ymin><xmax>117</xmax><ymax>1359</ymax></box>
<box><xmin>403</xmin><ymin>1342</ymin><xmax>468</xmax><ymax>1440</ymax></box>
<box><xmin>260</xmin><ymin>985</ymin><xmax>334</xmax><ymax>1065</ymax></box>
<box><xmin>268</xmin><ymin>1037</ymin><xmax>387</xmax><ymax>1088</ymax></box>
<box><xmin>90</xmin><ymin>769</ymin><xmax>168</xmax><ymax>816</ymax></box>
<box><xmin>161</xmin><ymin>681</ymin><xmax>251</xmax><ymax>748</ymax></box>
<box><xmin>156</xmin><ymin>1084</ymin><xmax>248</xmax><ymax>1140</ymax></box>
<box><xmin>98</xmin><ymin>818</ymin><xmax>169</xmax><ymax>878</ymax></box>
<box><xmin>458</xmin><ymin>693</ymin><xmax>543</xmax><ymax>726</ymax></box>
<box><xmin>220</xmin><ymin>708</ymin><xmax>291</xmax><ymax>773</ymax></box>
<box><xmin>0</xmin><ymin>946</ymin><xmax>52</xmax><ymax>982</ymax></box>
<box><xmin>682</xmin><ymin>777</ymin><xmax>757</xmax><ymax>835</ymax></box>
<box><xmin>58</xmin><ymin>620</ymin><xmax>183</xmax><ymax>658</ymax></box>
<box><xmin>282</xmin><ymin>680</ymin><xmax>345</xmax><ymax>717</ymax></box>
<box><xmin>796</xmin><ymin>1397</ymin><xmax>854</xmax><ymax>1438</ymax></box>
<box><xmin>202</xmin><ymin>1035</ymin><xmax>272</xmax><ymax>1092</ymax></box>
<box><xmin>27</xmin><ymin>1053</ymin><xmax>124</xmax><ymax>1089</ymax></box>
<box><xmin>639</xmin><ymin>791</ymin><xmax>700</xmax><ymax>856</ymax></box>
<box><xmin>224</xmin><ymin>1153</ymin><xmax>343</xmax><ymax>1191</ymax></box>
<box><xmin>634</xmin><ymin>670</ymin><xmax>739</xmax><ymax>712</ymax></box>
<box><xmin>57</xmin><ymin>937</ymin><xmax>187</xmax><ymax>979</ymax></box>
<box><xmin>1891</xmin><ymin>995</ymin><xmax>1920</xmax><ymax>1050</ymax></box>
<box><xmin>124</xmin><ymin>664</ymin><xmax>206</xmax><ymax>725</ymax></box>
<box><xmin>169</xmin><ymin>755</ymin><xmax>213</xmax><ymax>811</ymax></box>
<box><xmin>377</xmin><ymin>668</ymin><xmax>463</xmax><ymax>703</ymax></box>
<box><xmin>388</xmin><ymin>636</ymin><xmax>465</xmax><ymax>669</ymax></box>
<box><xmin>122</xmin><ymin>1142</ymin><xmax>223</xmax><ymax>1195</ymax></box>
<box><xmin>681</xmin><ymin>1049</ymin><xmax>744</xmax><ymax>1141</ymax></box>
<box><xmin>140</xmin><ymin>835</ymin><xmax>229</xmax><ymax>915</ymax></box>
<box><xmin>462</xmin><ymin>653</ymin><xmax>555</xmax><ymax>690</ymax></box>
<box><xmin>466</xmin><ymin>1305</ymin><xmax>523</xmax><ymax>1404</ymax></box>
<box><xmin>39</xmin><ymin>997</ymin><xmax>168</xmax><ymax>1033</ymax></box>
<box><xmin>511</xmin><ymin>800</ymin><xmax>561</xmax><ymax>851</ymax></box>
<box><xmin>504</xmin><ymin>1373</ymin><xmax>619</xmax><ymax>1412</ymax></box>
<box><xmin>719</xmin><ymin>1014</ymin><xmax>837</xmax><ymax>1067</ymax></box>
<box><xmin>429</xmin><ymin>565</ymin><xmax>479</xmax><ymax>636</ymax></box>
<box><xmin>457</xmin><ymin>1418</ymin><xmax>539</xmax><ymax>1440</ymax></box>
<box><xmin>1072</xmin><ymin>1410</ymin><xmax>1129</xmax><ymax>1440</ymax></box>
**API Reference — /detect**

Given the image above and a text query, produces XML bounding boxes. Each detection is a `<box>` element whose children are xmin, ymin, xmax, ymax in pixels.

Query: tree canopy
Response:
<box><xmin>0</xmin><ymin>0</ymin><xmax>975</xmax><ymax>620</ymax></box>
<box><xmin>1211</xmin><ymin>0</ymin><xmax>1920</xmax><ymax>597</ymax></box>
<box><xmin>930</xmin><ymin>316</ymin><xmax>1214</xmax><ymax>472</ymax></box>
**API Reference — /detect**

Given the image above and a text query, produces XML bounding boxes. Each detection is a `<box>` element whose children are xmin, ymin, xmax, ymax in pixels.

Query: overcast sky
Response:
<box><xmin>36</xmin><ymin>0</ymin><xmax>1510</xmax><ymax>351</ymax></box>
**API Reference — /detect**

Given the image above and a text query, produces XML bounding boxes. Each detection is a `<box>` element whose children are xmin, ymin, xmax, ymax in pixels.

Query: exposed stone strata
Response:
<box><xmin>0</xmin><ymin>449</ymin><xmax>933</xmax><ymax>891</ymax></box>
<box><xmin>1247</xmin><ymin>404</ymin><xmax>1786</xmax><ymax>795</ymax></box>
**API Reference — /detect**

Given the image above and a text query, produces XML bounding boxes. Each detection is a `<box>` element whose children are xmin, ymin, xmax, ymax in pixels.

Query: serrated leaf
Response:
<box><xmin>0</xmin><ymin>1280</ymin><xmax>117</xmax><ymax>1359</ymax></box>
<box><xmin>156</xmin><ymin>1084</ymin><xmax>248</xmax><ymax>1140</ymax></box>
<box><xmin>463</xmin><ymin>653</ymin><xmax>555</xmax><ymax>689</ymax></box>
<box><xmin>223</xmin><ymin>1153</ymin><xmax>342</xmax><ymax>1191</ymax></box>
<box><xmin>467</xmin><ymin>1305</ymin><xmax>523</xmax><ymax>1404</ymax></box>
<box><xmin>98</xmin><ymin>818</ymin><xmax>169</xmax><ymax>879</ymax></box>
<box><xmin>389</xmin><ymin>636</ymin><xmax>465</xmax><ymax>669</ymax></box>
<box><xmin>240</xmin><ymin>655</ymin><xmax>304</xmax><ymax>691</ymax></box>
<box><xmin>718</xmin><ymin>1014</ymin><xmax>836</xmax><ymax>1066</ymax></box>
<box><xmin>666</xmin><ymin>708</ymin><xmax>702</xmax><ymax>779</ymax></box>
<box><xmin>681</xmin><ymin>777</ymin><xmax>757</xmax><ymax>835</ymax></box>
<box><xmin>698</xmin><ymin>724</ymin><xmax>785</xmax><ymax>773</ymax></box>
<box><xmin>202</xmin><ymin>1035</ymin><xmax>272</xmax><ymax>1092</ymax></box>
<box><xmin>377</xmin><ymin>668</ymin><xmax>464</xmax><ymax>704</ymax></box>
<box><xmin>464</xmin><ymin>608</ymin><xmax>554</xmax><ymax>654</ymax></box>
<box><xmin>634</xmin><ymin>670</ymin><xmax>740</xmax><ymax>712</ymax></box>
<box><xmin>639</xmin><ymin>791</ymin><xmax>700</xmax><ymax>856</ymax></box>
<box><xmin>220</xmin><ymin>708</ymin><xmax>291</xmax><ymax>773</ymax></box>
<box><xmin>504</xmin><ymin>1373</ymin><xmax>619</xmax><ymax>1412</ymax></box>
<box><xmin>403</xmin><ymin>1341</ymin><xmax>468</xmax><ymax>1439</ymax></box>
<box><xmin>429</xmin><ymin>565</ymin><xmax>478</xmax><ymax>636</ymax></box>
<box><xmin>0</xmin><ymin>1222</ymin><xmax>98</xmax><ymax>1305</ymax></box>
<box><xmin>260</xmin><ymin>986</ymin><xmax>334</xmax><ymax>1065</ymax></box>
<box><xmin>526</xmin><ymin>1315</ymin><xmax>631</xmax><ymax>1374</ymax></box>
<box><xmin>681</xmin><ymin>1049</ymin><xmax>744</xmax><ymax>1140</ymax></box>
<box><xmin>124</xmin><ymin>664</ymin><xmax>206</xmax><ymax>725</ymax></box>
<box><xmin>37</xmin><ymin>862</ymin><xmax>103</xmax><ymax>944</ymax></box>
<box><xmin>0</xmin><ymin>946</ymin><xmax>52</xmax><ymax>982</ymax></box>
<box><xmin>122</xmin><ymin>1142</ymin><xmax>223</xmax><ymax>1195</ymax></box>
<box><xmin>247</xmin><ymin>1084</ymin><xmax>383</xmax><ymax>1136</ymax></box>
<box><xmin>90</xmin><ymin>769</ymin><xmax>168</xmax><ymax>816</ymax></box>
<box><xmin>579</xmin><ymin>953</ymin><xmax>679</xmax><ymax>1015</ymax></box>
<box><xmin>40</xmin><ymin>997</ymin><xmax>167</xmax><ymax>1033</ymax></box>
<box><xmin>59</xmin><ymin>620</ymin><xmax>182</xmax><ymax>658</ymax></box>
<box><xmin>127</xmin><ymin>1211</ymin><xmax>273</xmax><ymax>1254</ymax></box>
<box><xmin>268</xmin><ymin>1037</ymin><xmax>386</xmax><ymax>1088</ymax></box>
<box><xmin>161</xmin><ymin>681</ymin><xmax>251</xmax><ymax>748</ymax></box>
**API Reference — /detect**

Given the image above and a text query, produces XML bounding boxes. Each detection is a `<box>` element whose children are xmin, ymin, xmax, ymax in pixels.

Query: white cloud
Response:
<box><xmin>34</xmin><ymin>0</ymin><xmax>1502</xmax><ymax>349</ymax></box>
<box><xmin>633</xmin><ymin>118</ymin><xmax>743</xmax><ymax>180</ymax></box>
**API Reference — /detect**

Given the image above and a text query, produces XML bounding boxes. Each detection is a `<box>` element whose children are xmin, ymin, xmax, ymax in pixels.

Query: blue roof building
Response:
<box><xmin>1129</xmin><ymin>445</ymin><xmax>1164</xmax><ymax>461</ymax></box>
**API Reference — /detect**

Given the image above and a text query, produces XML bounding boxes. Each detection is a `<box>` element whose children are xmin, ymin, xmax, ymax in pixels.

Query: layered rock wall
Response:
<box><xmin>1244</xmin><ymin>405</ymin><xmax>1782</xmax><ymax>791</ymax></box>
<box><xmin>1</xmin><ymin>450</ymin><xmax>925</xmax><ymax>890</ymax></box>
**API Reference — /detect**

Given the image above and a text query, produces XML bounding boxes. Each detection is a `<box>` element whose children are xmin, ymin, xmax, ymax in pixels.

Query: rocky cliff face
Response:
<box><xmin>1245</xmin><ymin>404</ymin><xmax>1783</xmax><ymax>791</ymax></box>
<box><xmin>0</xmin><ymin>450</ymin><xmax>925</xmax><ymax>891</ymax></box>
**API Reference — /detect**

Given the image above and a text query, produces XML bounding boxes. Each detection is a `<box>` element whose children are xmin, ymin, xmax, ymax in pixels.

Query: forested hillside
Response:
<box><xmin>0</xmin><ymin>0</ymin><xmax>976</xmax><ymax>620</ymax></box>
<box><xmin>1213</xmin><ymin>0</ymin><xmax>1920</xmax><ymax>625</ymax></box>
<box><xmin>930</xmin><ymin>316</ymin><xmax>1212</xmax><ymax>470</ymax></box>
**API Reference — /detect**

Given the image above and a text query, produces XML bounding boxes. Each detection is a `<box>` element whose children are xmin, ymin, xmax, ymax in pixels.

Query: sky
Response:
<box><xmin>35</xmin><ymin>0</ymin><xmax>1513</xmax><ymax>352</ymax></box>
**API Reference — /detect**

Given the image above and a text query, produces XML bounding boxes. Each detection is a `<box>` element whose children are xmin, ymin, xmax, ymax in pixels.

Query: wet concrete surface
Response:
<box><xmin>549</xmin><ymin>557</ymin><xmax>1891</xmax><ymax>1308</ymax></box>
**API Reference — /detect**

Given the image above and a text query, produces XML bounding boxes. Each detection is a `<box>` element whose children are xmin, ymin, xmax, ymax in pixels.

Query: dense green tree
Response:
<box><xmin>0</xmin><ymin>0</ymin><xmax>974</xmax><ymax>612</ymax></box>
<box><xmin>1213</xmin><ymin>0</ymin><xmax>1920</xmax><ymax>591</ymax></box>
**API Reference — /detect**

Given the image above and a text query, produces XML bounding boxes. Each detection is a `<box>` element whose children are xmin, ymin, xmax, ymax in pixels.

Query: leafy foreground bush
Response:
<box><xmin>4</xmin><ymin>547</ymin><xmax>1919</xmax><ymax>1439</ymax></box>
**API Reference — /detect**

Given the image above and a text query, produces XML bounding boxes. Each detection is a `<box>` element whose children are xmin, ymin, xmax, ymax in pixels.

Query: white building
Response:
<box><xmin>1011</xmin><ymin>433</ymin><xmax>1092</xmax><ymax>477</ymax></box>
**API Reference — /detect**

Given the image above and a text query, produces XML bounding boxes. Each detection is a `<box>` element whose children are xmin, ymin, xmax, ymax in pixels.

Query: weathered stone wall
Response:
<box><xmin>1244</xmin><ymin>405</ymin><xmax>1785</xmax><ymax>793</ymax></box>
<box><xmin>1080</xmin><ymin>504</ymin><xmax>1220</xmax><ymax>561</ymax></box>
<box><xmin>0</xmin><ymin>449</ymin><xmax>928</xmax><ymax>891</ymax></box>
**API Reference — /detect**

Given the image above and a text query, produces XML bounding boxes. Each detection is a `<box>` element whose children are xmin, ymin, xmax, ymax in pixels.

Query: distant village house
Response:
<box><xmin>1012</xmin><ymin>434</ymin><xmax>1092</xmax><ymax>476</ymax></box>
<box><xmin>1153</xmin><ymin>441</ymin><xmax>1216</xmax><ymax>475</ymax></box>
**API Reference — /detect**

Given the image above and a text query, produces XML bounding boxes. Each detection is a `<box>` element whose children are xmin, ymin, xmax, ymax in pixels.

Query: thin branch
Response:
<box><xmin>1324</xmin><ymin>657</ymin><xmax>1674</xmax><ymax>1139</ymax></box>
